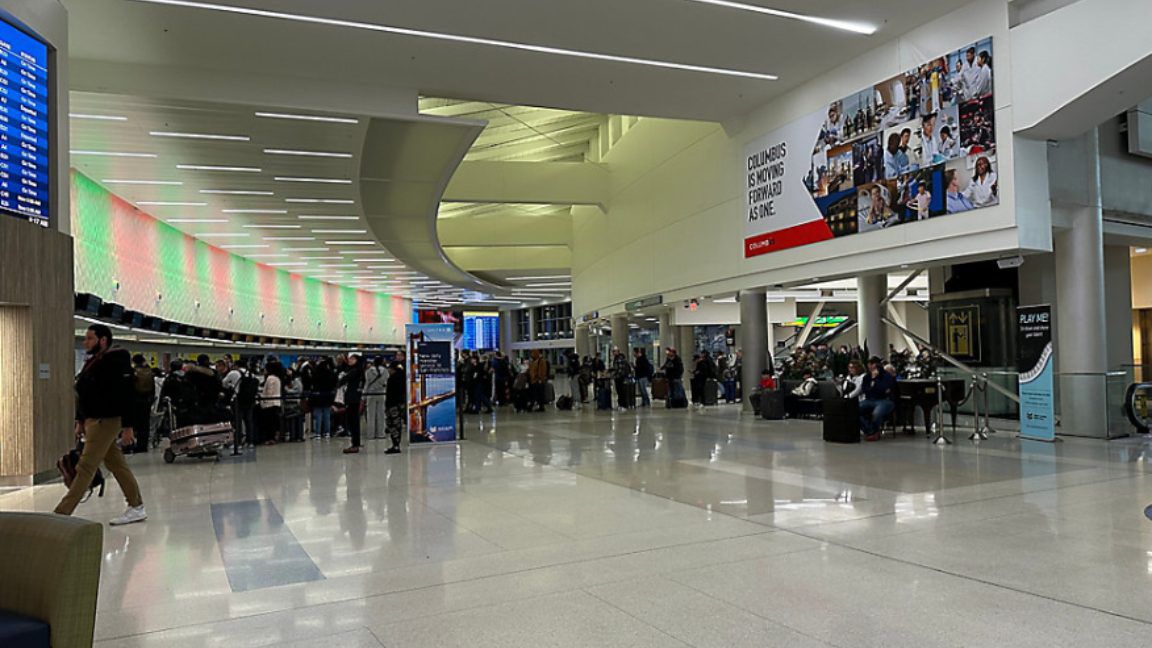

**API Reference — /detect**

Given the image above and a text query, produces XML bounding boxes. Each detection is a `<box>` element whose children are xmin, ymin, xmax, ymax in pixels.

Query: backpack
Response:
<box><xmin>57</xmin><ymin>441</ymin><xmax>105</xmax><ymax>503</ymax></box>
<box><xmin>236</xmin><ymin>372</ymin><xmax>260</xmax><ymax>409</ymax></box>
<box><xmin>133</xmin><ymin>366</ymin><xmax>154</xmax><ymax>396</ymax></box>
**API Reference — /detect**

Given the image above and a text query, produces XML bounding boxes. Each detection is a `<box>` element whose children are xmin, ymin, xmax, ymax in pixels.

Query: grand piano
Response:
<box><xmin>894</xmin><ymin>378</ymin><xmax>968</xmax><ymax>435</ymax></box>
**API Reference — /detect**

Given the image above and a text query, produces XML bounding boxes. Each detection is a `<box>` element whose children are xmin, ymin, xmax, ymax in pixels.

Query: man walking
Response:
<box><xmin>55</xmin><ymin>324</ymin><xmax>146</xmax><ymax>526</ymax></box>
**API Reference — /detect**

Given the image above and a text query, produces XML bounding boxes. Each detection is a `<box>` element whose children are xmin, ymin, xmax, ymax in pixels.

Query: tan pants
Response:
<box><xmin>55</xmin><ymin>417</ymin><xmax>144</xmax><ymax>516</ymax></box>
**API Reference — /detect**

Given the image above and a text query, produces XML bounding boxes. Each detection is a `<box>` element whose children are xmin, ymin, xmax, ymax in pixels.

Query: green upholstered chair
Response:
<box><xmin>0</xmin><ymin>512</ymin><xmax>103</xmax><ymax>648</ymax></box>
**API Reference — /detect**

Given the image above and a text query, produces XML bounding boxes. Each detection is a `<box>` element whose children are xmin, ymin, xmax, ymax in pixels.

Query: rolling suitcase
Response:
<box><xmin>822</xmin><ymin>398</ymin><xmax>860</xmax><ymax>443</ymax></box>
<box><xmin>544</xmin><ymin>382</ymin><xmax>556</xmax><ymax>405</ymax></box>
<box><xmin>619</xmin><ymin>381</ymin><xmax>636</xmax><ymax>409</ymax></box>
<box><xmin>513</xmin><ymin>388</ymin><xmax>532</xmax><ymax>413</ymax></box>
<box><xmin>595</xmin><ymin>379</ymin><xmax>613</xmax><ymax>411</ymax></box>
<box><xmin>703</xmin><ymin>379</ymin><xmax>720</xmax><ymax>406</ymax></box>
<box><xmin>760</xmin><ymin>390</ymin><xmax>786</xmax><ymax>420</ymax></box>
<box><xmin>651</xmin><ymin>377</ymin><xmax>669</xmax><ymax>400</ymax></box>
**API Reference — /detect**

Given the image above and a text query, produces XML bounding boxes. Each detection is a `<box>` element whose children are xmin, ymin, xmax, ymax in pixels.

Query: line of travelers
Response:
<box><xmin>127</xmin><ymin>351</ymin><xmax>408</xmax><ymax>456</ymax></box>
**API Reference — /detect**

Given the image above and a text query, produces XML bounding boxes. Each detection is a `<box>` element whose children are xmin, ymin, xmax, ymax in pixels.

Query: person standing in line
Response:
<box><xmin>227</xmin><ymin>359</ymin><xmax>259</xmax><ymax>446</ymax></box>
<box><xmin>492</xmin><ymin>351</ymin><xmax>511</xmax><ymax>406</ymax></box>
<box><xmin>661</xmin><ymin>347</ymin><xmax>686</xmax><ymax>408</ymax></box>
<box><xmin>611</xmin><ymin>347</ymin><xmax>633</xmax><ymax>410</ymax></box>
<box><xmin>310</xmin><ymin>358</ymin><xmax>337</xmax><ymax>440</ymax></box>
<box><xmin>364</xmin><ymin>356</ymin><xmax>388</xmax><ymax>440</ymax></box>
<box><xmin>566</xmin><ymin>349</ymin><xmax>582</xmax><ymax>408</ymax></box>
<box><xmin>130</xmin><ymin>354</ymin><xmax>155</xmax><ymax>454</ymax></box>
<box><xmin>528</xmin><ymin>349</ymin><xmax>550</xmax><ymax>412</ymax></box>
<box><xmin>54</xmin><ymin>324</ymin><xmax>146</xmax><ymax>526</ymax></box>
<box><xmin>384</xmin><ymin>357</ymin><xmax>406</xmax><ymax>455</ymax></box>
<box><xmin>258</xmin><ymin>360</ymin><xmax>284</xmax><ymax>446</ymax></box>
<box><xmin>633</xmin><ymin>347</ymin><xmax>654</xmax><ymax>407</ymax></box>
<box><xmin>341</xmin><ymin>354</ymin><xmax>366</xmax><ymax>454</ymax></box>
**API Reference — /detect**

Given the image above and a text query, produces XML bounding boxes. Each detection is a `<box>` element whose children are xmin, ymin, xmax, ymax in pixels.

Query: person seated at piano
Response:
<box><xmin>859</xmin><ymin>358</ymin><xmax>897</xmax><ymax>442</ymax></box>
<box><xmin>884</xmin><ymin>363</ymin><xmax>900</xmax><ymax>379</ymax></box>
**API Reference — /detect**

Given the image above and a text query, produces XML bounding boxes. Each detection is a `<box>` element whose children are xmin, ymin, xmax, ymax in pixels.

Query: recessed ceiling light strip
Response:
<box><xmin>287</xmin><ymin>198</ymin><xmax>355</xmax><ymax>204</ymax></box>
<box><xmin>151</xmin><ymin>131</ymin><xmax>251</xmax><ymax>141</ymax></box>
<box><xmin>275</xmin><ymin>176</ymin><xmax>353</xmax><ymax>184</ymax></box>
<box><xmin>201</xmin><ymin>189</ymin><xmax>275</xmax><ymax>195</ymax></box>
<box><xmin>103</xmin><ymin>179</ymin><xmax>182</xmax><ymax>185</ymax></box>
<box><xmin>75</xmin><ymin>151</ymin><xmax>157</xmax><ymax>158</ymax></box>
<box><xmin>682</xmin><ymin>0</ymin><xmax>876</xmax><ymax>35</ymax></box>
<box><xmin>298</xmin><ymin>215</ymin><xmax>358</xmax><ymax>220</ymax></box>
<box><xmin>178</xmin><ymin>164</ymin><xmax>263</xmax><ymax>173</ymax></box>
<box><xmin>128</xmin><ymin>0</ymin><xmax>778</xmax><ymax>80</ymax></box>
<box><xmin>70</xmin><ymin>113</ymin><xmax>128</xmax><ymax>121</ymax></box>
<box><xmin>255</xmin><ymin>111</ymin><xmax>359</xmax><ymax>124</ymax></box>
<box><xmin>265</xmin><ymin>148</ymin><xmax>354</xmax><ymax>158</ymax></box>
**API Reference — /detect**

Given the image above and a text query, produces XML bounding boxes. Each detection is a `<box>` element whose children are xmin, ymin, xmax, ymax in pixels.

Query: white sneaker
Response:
<box><xmin>109</xmin><ymin>505</ymin><xmax>147</xmax><ymax>526</ymax></box>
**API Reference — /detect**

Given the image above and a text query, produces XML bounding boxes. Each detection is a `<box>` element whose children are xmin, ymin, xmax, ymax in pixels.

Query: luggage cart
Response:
<box><xmin>164</xmin><ymin>421</ymin><xmax>235</xmax><ymax>464</ymax></box>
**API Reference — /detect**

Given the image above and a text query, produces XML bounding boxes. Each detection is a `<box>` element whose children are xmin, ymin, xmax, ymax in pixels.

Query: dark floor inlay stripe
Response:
<box><xmin>211</xmin><ymin>499</ymin><xmax>325</xmax><ymax>592</ymax></box>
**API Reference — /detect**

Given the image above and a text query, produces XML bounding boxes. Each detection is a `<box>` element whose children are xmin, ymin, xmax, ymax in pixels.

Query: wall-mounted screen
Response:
<box><xmin>462</xmin><ymin>313</ymin><xmax>500</xmax><ymax>351</ymax></box>
<box><xmin>0</xmin><ymin>16</ymin><xmax>50</xmax><ymax>228</ymax></box>
<box><xmin>745</xmin><ymin>37</ymin><xmax>995</xmax><ymax>257</ymax></box>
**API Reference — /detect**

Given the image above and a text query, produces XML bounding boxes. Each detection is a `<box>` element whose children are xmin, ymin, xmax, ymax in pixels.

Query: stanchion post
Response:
<box><xmin>932</xmin><ymin>374</ymin><xmax>951</xmax><ymax>445</ymax></box>
<box><xmin>979</xmin><ymin>372</ymin><xmax>996</xmax><ymax>436</ymax></box>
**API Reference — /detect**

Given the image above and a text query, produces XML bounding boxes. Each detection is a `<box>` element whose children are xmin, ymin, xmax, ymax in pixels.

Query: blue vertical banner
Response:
<box><xmin>406</xmin><ymin>323</ymin><xmax>458</xmax><ymax>444</ymax></box>
<box><xmin>1017</xmin><ymin>304</ymin><xmax>1055</xmax><ymax>441</ymax></box>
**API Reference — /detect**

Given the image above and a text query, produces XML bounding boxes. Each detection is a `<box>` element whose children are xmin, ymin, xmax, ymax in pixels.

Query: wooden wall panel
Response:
<box><xmin>0</xmin><ymin>217</ymin><xmax>75</xmax><ymax>481</ymax></box>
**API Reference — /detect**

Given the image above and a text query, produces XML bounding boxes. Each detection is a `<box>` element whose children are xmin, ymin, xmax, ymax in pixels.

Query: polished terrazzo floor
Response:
<box><xmin>5</xmin><ymin>405</ymin><xmax>1152</xmax><ymax>647</ymax></box>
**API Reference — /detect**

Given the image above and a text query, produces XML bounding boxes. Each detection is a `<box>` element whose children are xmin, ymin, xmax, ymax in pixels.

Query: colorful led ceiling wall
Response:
<box><xmin>70</xmin><ymin>171</ymin><xmax>409</xmax><ymax>344</ymax></box>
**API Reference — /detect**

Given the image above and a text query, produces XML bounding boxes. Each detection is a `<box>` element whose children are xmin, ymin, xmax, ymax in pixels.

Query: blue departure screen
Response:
<box><xmin>463</xmin><ymin>315</ymin><xmax>500</xmax><ymax>350</ymax></box>
<box><xmin>0</xmin><ymin>18</ymin><xmax>50</xmax><ymax>227</ymax></box>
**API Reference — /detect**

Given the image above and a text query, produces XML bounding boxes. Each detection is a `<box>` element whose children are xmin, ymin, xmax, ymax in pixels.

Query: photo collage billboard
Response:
<box><xmin>745</xmin><ymin>37</ymin><xmax>997</xmax><ymax>257</ymax></box>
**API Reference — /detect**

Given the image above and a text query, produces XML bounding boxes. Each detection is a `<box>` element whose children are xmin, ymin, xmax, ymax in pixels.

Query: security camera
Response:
<box><xmin>996</xmin><ymin>255</ymin><xmax>1025</xmax><ymax>270</ymax></box>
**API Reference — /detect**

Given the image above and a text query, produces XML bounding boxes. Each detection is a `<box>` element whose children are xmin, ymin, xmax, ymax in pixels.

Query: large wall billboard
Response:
<box><xmin>745</xmin><ymin>37</ymin><xmax>997</xmax><ymax>257</ymax></box>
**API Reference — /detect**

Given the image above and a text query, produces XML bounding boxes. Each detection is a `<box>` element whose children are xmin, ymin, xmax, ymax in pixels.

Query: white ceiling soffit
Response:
<box><xmin>358</xmin><ymin>115</ymin><xmax>498</xmax><ymax>293</ymax></box>
<box><xmin>62</xmin><ymin>0</ymin><xmax>960</xmax><ymax>122</ymax></box>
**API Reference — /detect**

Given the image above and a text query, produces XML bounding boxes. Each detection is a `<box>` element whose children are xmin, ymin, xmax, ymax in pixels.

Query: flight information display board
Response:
<box><xmin>462</xmin><ymin>314</ymin><xmax>500</xmax><ymax>351</ymax></box>
<box><xmin>0</xmin><ymin>17</ymin><xmax>50</xmax><ymax>227</ymax></box>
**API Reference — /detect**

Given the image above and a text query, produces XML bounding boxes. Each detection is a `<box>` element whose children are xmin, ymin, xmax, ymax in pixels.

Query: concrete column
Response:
<box><xmin>657</xmin><ymin>312</ymin><xmax>673</xmax><ymax>358</ymax></box>
<box><xmin>575</xmin><ymin>323</ymin><xmax>590</xmax><ymax>358</ymax></box>
<box><xmin>610</xmin><ymin>314</ymin><xmax>629</xmax><ymax>353</ymax></box>
<box><xmin>678</xmin><ymin>326</ymin><xmax>695</xmax><ymax>357</ymax></box>
<box><xmin>527</xmin><ymin>307</ymin><xmax>538</xmax><ymax>343</ymax></box>
<box><xmin>1104</xmin><ymin>245</ymin><xmax>1134</xmax><ymax>372</ymax></box>
<box><xmin>857</xmin><ymin>274</ymin><xmax>888</xmax><ymax>356</ymax></box>
<box><xmin>1052</xmin><ymin>129</ymin><xmax>1108</xmax><ymax>437</ymax></box>
<box><xmin>499</xmin><ymin>311</ymin><xmax>516</xmax><ymax>352</ymax></box>
<box><xmin>739</xmin><ymin>289</ymin><xmax>767</xmax><ymax>411</ymax></box>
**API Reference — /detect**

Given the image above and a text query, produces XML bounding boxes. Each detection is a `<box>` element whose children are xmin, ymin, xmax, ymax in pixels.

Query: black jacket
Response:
<box><xmin>386</xmin><ymin>363</ymin><xmax>406</xmax><ymax>405</ymax></box>
<box><xmin>340</xmin><ymin>363</ymin><xmax>366</xmax><ymax>403</ymax></box>
<box><xmin>75</xmin><ymin>347</ymin><xmax>133</xmax><ymax>421</ymax></box>
<box><xmin>634</xmin><ymin>355</ymin><xmax>654</xmax><ymax>380</ymax></box>
<box><xmin>310</xmin><ymin>365</ymin><xmax>337</xmax><ymax>407</ymax></box>
<box><xmin>662</xmin><ymin>355</ymin><xmax>684</xmax><ymax>381</ymax></box>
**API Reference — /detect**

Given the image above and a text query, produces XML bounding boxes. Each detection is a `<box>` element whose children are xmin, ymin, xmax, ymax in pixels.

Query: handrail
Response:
<box><xmin>881</xmin><ymin>315</ymin><xmax>1021</xmax><ymax>404</ymax></box>
<box><xmin>881</xmin><ymin>269</ymin><xmax>923</xmax><ymax>306</ymax></box>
